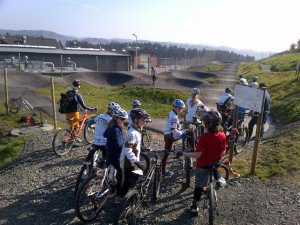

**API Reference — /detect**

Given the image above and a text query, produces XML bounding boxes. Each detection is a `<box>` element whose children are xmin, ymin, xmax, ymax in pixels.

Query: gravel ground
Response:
<box><xmin>0</xmin><ymin>130</ymin><xmax>299</xmax><ymax>225</ymax></box>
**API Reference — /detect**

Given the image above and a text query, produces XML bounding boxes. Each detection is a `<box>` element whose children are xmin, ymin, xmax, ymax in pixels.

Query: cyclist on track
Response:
<box><xmin>103</xmin><ymin>107</ymin><xmax>128</xmax><ymax>203</ymax></box>
<box><xmin>162</xmin><ymin>99</ymin><xmax>194</xmax><ymax>176</ymax></box>
<box><xmin>151</xmin><ymin>66</ymin><xmax>158</xmax><ymax>86</ymax></box>
<box><xmin>185</xmin><ymin>88</ymin><xmax>209</xmax><ymax>125</ymax></box>
<box><xmin>65</xmin><ymin>80</ymin><xmax>97</xmax><ymax>128</ymax></box>
<box><xmin>127</xmin><ymin>100</ymin><xmax>141</xmax><ymax>129</ymax></box>
<box><xmin>88</xmin><ymin>102</ymin><xmax>120</xmax><ymax>158</ymax></box>
<box><xmin>183</xmin><ymin>110</ymin><xmax>227</xmax><ymax>213</ymax></box>
<box><xmin>249</xmin><ymin>76</ymin><xmax>259</xmax><ymax>88</ymax></box>
<box><xmin>119</xmin><ymin>108</ymin><xmax>152</xmax><ymax>201</ymax></box>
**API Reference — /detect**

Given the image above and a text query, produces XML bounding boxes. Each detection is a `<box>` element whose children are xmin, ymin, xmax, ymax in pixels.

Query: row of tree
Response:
<box><xmin>289</xmin><ymin>39</ymin><xmax>300</xmax><ymax>52</ymax></box>
<box><xmin>65</xmin><ymin>40</ymin><xmax>255</xmax><ymax>62</ymax></box>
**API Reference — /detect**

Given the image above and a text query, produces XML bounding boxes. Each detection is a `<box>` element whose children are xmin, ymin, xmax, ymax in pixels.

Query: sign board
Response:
<box><xmin>234</xmin><ymin>85</ymin><xmax>264</xmax><ymax>112</ymax></box>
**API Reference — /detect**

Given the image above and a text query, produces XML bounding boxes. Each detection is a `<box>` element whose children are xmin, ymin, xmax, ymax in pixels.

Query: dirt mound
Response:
<box><xmin>159</xmin><ymin>71</ymin><xmax>217</xmax><ymax>80</ymax></box>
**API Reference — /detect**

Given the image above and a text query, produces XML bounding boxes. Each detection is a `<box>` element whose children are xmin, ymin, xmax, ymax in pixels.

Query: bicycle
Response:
<box><xmin>141</xmin><ymin>128</ymin><xmax>152</xmax><ymax>149</ymax></box>
<box><xmin>74</xmin><ymin>152</ymin><xmax>151</xmax><ymax>223</ymax></box>
<box><xmin>8</xmin><ymin>96</ymin><xmax>36</xmax><ymax>115</ymax></box>
<box><xmin>113</xmin><ymin>149</ymin><xmax>162</xmax><ymax>225</ymax></box>
<box><xmin>52</xmin><ymin>110</ymin><xmax>94</xmax><ymax>156</ymax></box>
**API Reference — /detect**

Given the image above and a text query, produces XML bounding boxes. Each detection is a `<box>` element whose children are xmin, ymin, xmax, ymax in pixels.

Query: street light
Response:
<box><xmin>132</xmin><ymin>34</ymin><xmax>137</xmax><ymax>69</ymax></box>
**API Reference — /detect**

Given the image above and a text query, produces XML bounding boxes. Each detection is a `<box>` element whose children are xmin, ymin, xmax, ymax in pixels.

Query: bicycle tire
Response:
<box><xmin>74</xmin><ymin>164</ymin><xmax>95</xmax><ymax>198</ymax></box>
<box><xmin>218</xmin><ymin>164</ymin><xmax>230</xmax><ymax>180</ymax></box>
<box><xmin>75</xmin><ymin>173</ymin><xmax>110</xmax><ymax>222</ymax></box>
<box><xmin>52</xmin><ymin>128</ymin><xmax>74</xmax><ymax>156</ymax></box>
<box><xmin>208</xmin><ymin>183</ymin><xmax>218</xmax><ymax>225</ymax></box>
<box><xmin>113</xmin><ymin>189</ymin><xmax>140</xmax><ymax>225</ymax></box>
<box><xmin>152</xmin><ymin>166</ymin><xmax>162</xmax><ymax>202</ymax></box>
<box><xmin>8</xmin><ymin>99</ymin><xmax>20</xmax><ymax>114</ymax></box>
<box><xmin>83</xmin><ymin>122</ymin><xmax>95</xmax><ymax>144</ymax></box>
<box><xmin>185</xmin><ymin>156</ymin><xmax>191</xmax><ymax>187</ymax></box>
<box><xmin>140</xmin><ymin>153</ymin><xmax>150</xmax><ymax>175</ymax></box>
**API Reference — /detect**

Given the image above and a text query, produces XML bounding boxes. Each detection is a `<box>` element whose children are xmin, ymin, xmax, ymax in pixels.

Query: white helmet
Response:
<box><xmin>191</xmin><ymin>88</ymin><xmax>200</xmax><ymax>95</ymax></box>
<box><xmin>113</xmin><ymin>108</ymin><xmax>128</xmax><ymax>119</ymax></box>
<box><xmin>108</xmin><ymin>102</ymin><xmax>121</xmax><ymax>111</ymax></box>
<box><xmin>252</xmin><ymin>76</ymin><xmax>258</xmax><ymax>82</ymax></box>
<box><xmin>132</xmin><ymin>100</ymin><xmax>141</xmax><ymax>107</ymax></box>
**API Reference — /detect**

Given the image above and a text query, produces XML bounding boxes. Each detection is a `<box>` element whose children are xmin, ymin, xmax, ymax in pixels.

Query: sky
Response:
<box><xmin>0</xmin><ymin>0</ymin><xmax>300</xmax><ymax>52</ymax></box>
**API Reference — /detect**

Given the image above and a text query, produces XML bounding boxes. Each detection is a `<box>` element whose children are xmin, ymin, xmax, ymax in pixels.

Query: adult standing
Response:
<box><xmin>151</xmin><ymin>66</ymin><xmax>158</xmax><ymax>86</ymax></box>
<box><xmin>247</xmin><ymin>82</ymin><xmax>271</xmax><ymax>141</ymax></box>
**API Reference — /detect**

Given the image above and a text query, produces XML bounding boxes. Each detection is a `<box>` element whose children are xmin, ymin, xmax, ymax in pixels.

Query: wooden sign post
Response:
<box><xmin>4</xmin><ymin>68</ymin><xmax>9</xmax><ymax>114</ymax></box>
<box><xmin>50</xmin><ymin>78</ymin><xmax>57</xmax><ymax>130</ymax></box>
<box><xmin>229</xmin><ymin>105</ymin><xmax>238</xmax><ymax>163</ymax></box>
<box><xmin>250</xmin><ymin>87</ymin><xmax>266</xmax><ymax>173</ymax></box>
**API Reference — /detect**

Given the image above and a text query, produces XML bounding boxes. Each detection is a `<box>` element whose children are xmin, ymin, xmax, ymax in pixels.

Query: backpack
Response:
<box><xmin>58</xmin><ymin>90</ymin><xmax>78</xmax><ymax>114</ymax></box>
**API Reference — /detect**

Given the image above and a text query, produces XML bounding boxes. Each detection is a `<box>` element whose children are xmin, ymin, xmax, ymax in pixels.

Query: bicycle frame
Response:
<box><xmin>67</xmin><ymin>111</ymin><xmax>89</xmax><ymax>142</ymax></box>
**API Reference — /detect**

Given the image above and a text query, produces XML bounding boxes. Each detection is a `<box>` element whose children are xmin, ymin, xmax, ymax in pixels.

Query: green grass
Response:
<box><xmin>0</xmin><ymin>135</ymin><xmax>25</xmax><ymax>169</ymax></box>
<box><xmin>234</xmin><ymin>127</ymin><xmax>300</xmax><ymax>180</ymax></box>
<box><xmin>35</xmin><ymin>84</ymin><xmax>190</xmax><ymax>119</ymax></box>
<box><xmin>187</xmin><ymin>64</ymin><xmax>224</xmax><ymax>72</ymax></box>
<box><xmin>261</xmin><ymin>52</ymin><xmax>300</xmax><ymax>71</ymax></box>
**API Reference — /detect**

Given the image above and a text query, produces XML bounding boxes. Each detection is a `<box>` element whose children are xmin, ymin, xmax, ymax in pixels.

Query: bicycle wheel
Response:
<box><xmin>140</xmin><ymin>153</ymin><xmax>150</xmax><ymax>175</ymax></box>
<box><xmin>75</xmin><ymin>173</ymin><xmax>110</xmax><ymax>222</ymax></box>
<box><xmin>8</xmin><ymin>99</ymin><xmax>21</xmax><ymax>114</ymax></box>
<box><xmin>218</xmin><ymin>164</ymin><xmax>230</xmax><ymax>180</ymax></box>
<box><xmin>208</xmin><ymin>184</ymin><xmax>218</xmax><ymax>225</ymax></box>
<box><xmin>74</xmin><ymin>164</ymin><xmax>95</xmax><ymax>198</ymax></box>
<box><xmin>114</xmin><ymin>189</ymin><xmax>140</xmax><ymax>225</ymax></box>
<box><xmin>52</xmin><ymin>128</ymin><xmax>74</xmax><ymax>156</ymax></box>
<box><xmin>152</xmin><ymin>166</ymin><xmax>162</xmax><ymax>202</ymax></box>
<box><xmin>83</xmin><ymin>122</ymin><xmax>95</xmax><ymax>144</ymax></box>
<box><xmin>142</xmin><ymin>130</ymin><xmax>151</xmax><ymax>149</ymax></box>
<box><xmin>184</xmin><ymin>156</ymin><xmax>191</xmax><ymax>187</ymax></box>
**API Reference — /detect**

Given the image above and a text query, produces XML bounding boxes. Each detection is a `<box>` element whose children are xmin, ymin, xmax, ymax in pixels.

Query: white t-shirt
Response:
<box><xmin>164</xmin><ymin>110</ymin><xmax>184</xmax><ymax>140</ymax></box>
<box><xmin>185</xmin><ymin>98</ymin><xmax>205</xmax><ymax>122</ymax></box>
<box><xmin>93</xmin><ymin>113</ymin><xmax>112</xmax><ymax>145</ymax></box>
<box><xmin>249</xmin><ymin>82</ymin><xmax>258</xmax><ymax>88</ymax></box>
<box><xmin>120</xmin><ymin>127</ymin><xmax>142</xmax><ymax>169</ymax></box>
<box><xmin>219</xmin><ymin>93</ymin><xmax>234</xmax><ymax>105</ymax></box>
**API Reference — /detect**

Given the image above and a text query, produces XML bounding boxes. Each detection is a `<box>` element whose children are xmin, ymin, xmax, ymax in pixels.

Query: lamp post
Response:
<box><xmin>132</xmin><ymin>34</ymin><xmax>137</xmax><ymax>69</ymax></box>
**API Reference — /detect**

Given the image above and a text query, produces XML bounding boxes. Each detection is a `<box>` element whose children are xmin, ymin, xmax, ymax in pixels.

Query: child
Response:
<box><xmin>183</xmin><ymin>110</ymin><xmax>227</xmax><ymax>213</ymax></box>
<box><xmin>185</xmin><ymin>88</ymin><xmax>208</xmax><ymax>124</ymax></box>
<box><xmin>88</xmin><ymin>102</ymin><xmax>120</xmax><ymax>158</ymax></box>
<box><xmin>103</xmin><ymin>107</ymin><xmax>128</xmax><ymax>203</ymax></box>
<box><xmin>163</xmin><ymin>99</ymin><xmax>194</xmax><ymax>175</ymax></box>
<box><xmin>119</xmin><ymin>108</ymin><xmax>152</xmax><ymax>201</ymax></box>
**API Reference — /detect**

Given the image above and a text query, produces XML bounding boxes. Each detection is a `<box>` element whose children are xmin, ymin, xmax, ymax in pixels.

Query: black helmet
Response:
<box><xmin>259</xmin><ymin>82</ymin><xmax>267</xmax><ymax>88</ymax></box>
<box><xmin>130</xmin><ymin>108</ymin><xmax>152</xmax><ymax>123</ymax></box>
<box><xmin>225</xmin><ymin>87</ymin><xmax>232</xmax><ymax>93</ymax></box>
<box><xmin>72</xmin><ymin>80</ymin><xmax>81</xmax><ymax>89</ymax></box>
<box><xmin>202</xmin><ymin>110</ymin><xmax>222</xmax><ymax>127</ymax></box>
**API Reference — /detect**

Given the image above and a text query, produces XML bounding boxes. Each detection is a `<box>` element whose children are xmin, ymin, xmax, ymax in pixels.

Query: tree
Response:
<box><xmin>290</xmin><ymin>43</ymin><xmax>296</xmax><ymax>51</ymax></box>
<box><xmin>297</xmin><ymin>39</ymin><xmax>300</xmax><ymax>52</ymax></box>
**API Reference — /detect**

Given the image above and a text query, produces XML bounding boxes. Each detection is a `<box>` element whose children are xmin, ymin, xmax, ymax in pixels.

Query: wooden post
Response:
<box><xmin>96</xmin><ymin>56</ymin><xmax>99</xmax><ymax>71</ymax></box>
<box><xmin>251</xmin><ymin>87</ymin><xmax>267</xmax><ymax>173</ymax></box>
<box><xmin>4</xmin><ymin>68</ymin><xmax>9</xmax><ymax>114</ymax></box>
<box><xmin>229</xmin><ymin>105</ymin><xmax>238</xmax><ymax>163</ymax></box>
<box><xmin>147</xmin><ymin>57</ymin><xmax>150</xmax><ymax>75</ymax></box>
<box><xmin>50</xmin><ymin>78</ymin><xmax>57</xmax><ymax>130</ymax></box>
<box><xmin>127</xmin><ymin>57</ymin><xmax>130</xmax><ymax>71</ymax></box>
<box><xmin>60</xmin><ymin>55</ymin><xmax>63</xmax><ymax>77</ymax></box>
<box><xmin>18</xmin><ymin>53</ymin><xmax>21</xmax><ymax>71</ymax></box>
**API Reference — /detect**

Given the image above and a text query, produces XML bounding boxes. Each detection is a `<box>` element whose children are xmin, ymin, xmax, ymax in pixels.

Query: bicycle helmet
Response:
<box><xmin>130</xmin><ymin>108</ymin><xmax>152</xmax><ymax>122</ymax></box>
<box><xmin>259</xmin><ymin>82</ymin><xmax>267</xmax><ymax>88</ymax></box>
<box><xmin>173</xmin><ymin>99</ymin><xmax>185</xmax><ymax>108</ymax></box>
<box><xmin>108</xmin><ymin>102</ymin><xmax>121</xmax><ymax>111</ymax></box>
<box><xmin>225</xmin><ymin>87</ymin><xmax>232</xmax><ymax>93</ymax></box>
<box><xmin>239</xmin><ymin>74</ymin><xmax>244</xmax><ymax>79</ymax></box>
<box><xmin>252</xmin><ymin>76</ymin><xmax>258</xmax><ymax>82</ymax></box>
<box><xmin>191</xmin><ymin>88</ymin><xmax>200</xmax><ymax>95</ymax></box>
<box><xmin>72</xmin><ymin>80</ymin><xmax>81</xmax><ymax>90</ymax></box>
<box><xmin>202</xmin><ymin>110</ymin><xmax>222</xmax><ymax>127</ymax></box>
<box><xmin>114</xmin><ymin>108</ymin><xmax>128</xmax><ymax>119</ymax></box>
<box><xmin>132</xmin><ymin>100</ymin><xmax>141</xmax><ymax>107</ymax></box>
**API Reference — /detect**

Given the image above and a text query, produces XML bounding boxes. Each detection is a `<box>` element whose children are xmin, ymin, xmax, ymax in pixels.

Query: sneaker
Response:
<box><xmin>114</xmin><ymin>195</ymin><xmax>124</xmax><ymax>204</ymax></box>
<box><xmin>163</xmin><ymin>171</ymin><xmax>174</xmax><ymax>176</ymax></box>
<box><xmin>190</xmin><ymin>203</ymin><xmax>199</xmax><ymax>213</ymax></box>
<box><xmin>217</xmin><ymin>177</ymin><xmax>227</xmax><ymax>187</ymax></box>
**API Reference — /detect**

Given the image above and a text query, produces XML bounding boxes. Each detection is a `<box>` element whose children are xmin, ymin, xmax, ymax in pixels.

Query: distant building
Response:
<box><xmin>124</xmin><ymin>47</ymin><xmax>157</xmax><ymax>69</ymax></box>
<box><xmin>0</xmin><ymin>35</ymin><xmax>129</xmax><ymax>71</ymax></box>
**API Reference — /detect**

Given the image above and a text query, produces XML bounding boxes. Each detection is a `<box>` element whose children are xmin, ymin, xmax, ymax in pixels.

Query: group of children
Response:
<box><xmin>67</xmin><ymin>80</ymin><xmax>229</xmax><ymax>212</ymax></box>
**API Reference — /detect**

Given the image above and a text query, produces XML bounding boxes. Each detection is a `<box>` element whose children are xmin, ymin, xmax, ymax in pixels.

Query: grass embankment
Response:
<box><xmin>35</xmin><ymin>84</ymin><xmax>190</xmax><ymax>119</ymax></box>
<box><xmin>187</xmin><ymin>63</ymin><xmax>224</xmax><ymax>72</ymax></box>
<box><xmin>236</xmin><ymin>52</ymin><xmax>300</xmax><ymax>180</ymax></box>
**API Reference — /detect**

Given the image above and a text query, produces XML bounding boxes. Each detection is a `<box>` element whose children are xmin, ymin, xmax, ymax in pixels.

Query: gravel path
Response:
<box><xmin>0</xmin><ymin>131</ymin><xmax>299</xmax><ymax>225</ymax></box>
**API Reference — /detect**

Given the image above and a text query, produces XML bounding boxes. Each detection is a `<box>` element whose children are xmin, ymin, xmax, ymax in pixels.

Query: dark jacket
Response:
<box><xmin>103</xmin><ymin>125</ymin><xmax>124</xmax><ymax>165</ymax></box>
<box><xmin>68</xmin><ymin>90</ymin><xmax>96</xmax><ymax>112</ymax></box>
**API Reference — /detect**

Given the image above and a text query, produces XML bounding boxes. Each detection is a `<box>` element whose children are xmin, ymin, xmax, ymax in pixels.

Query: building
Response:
<box><xmin>124</xmin><ymin>47</ymin><xmax>157</xmax><ymax>69</ymax></box>
<box><xmin>0</xmin><ymin>35</ymin><xmax>130</xmax><ymax>71</ymax></box>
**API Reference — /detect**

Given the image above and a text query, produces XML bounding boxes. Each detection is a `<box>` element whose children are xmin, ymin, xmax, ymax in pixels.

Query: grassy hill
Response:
<box><xmin>262</xmin><ymin>52</ymin><xmax>300</xmax><ymax>71</ymax></box>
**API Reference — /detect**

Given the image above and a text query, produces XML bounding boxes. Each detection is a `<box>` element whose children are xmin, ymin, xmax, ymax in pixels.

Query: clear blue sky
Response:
<box><xmin>1</xmin><ymin>0</ymin><xmax>300</xmax><ymax>52</ymax></box>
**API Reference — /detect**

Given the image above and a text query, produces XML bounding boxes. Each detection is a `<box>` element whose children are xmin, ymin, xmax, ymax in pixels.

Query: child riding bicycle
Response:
<box><xmin>183</xmin><ymin>110</ymin><xmax>227</xmax><ymax>213</ymax></box>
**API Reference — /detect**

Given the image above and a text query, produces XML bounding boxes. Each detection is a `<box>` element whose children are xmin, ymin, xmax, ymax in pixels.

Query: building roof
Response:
<box><xmin>0</xmin><ymin>45</ymin><xmax>129</xmax><ymax>57</ymax></box>
<box><xmin>0</xmin><ymin>35</ymin><xmax>60</xmax><ymax>48</ymax></box>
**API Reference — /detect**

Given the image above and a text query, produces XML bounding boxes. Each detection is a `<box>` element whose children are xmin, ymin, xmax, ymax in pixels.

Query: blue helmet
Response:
<box><xmin>173</xmin><ymin>99</ymin><xmax>185</xmax><ymax>108</ymax></box>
